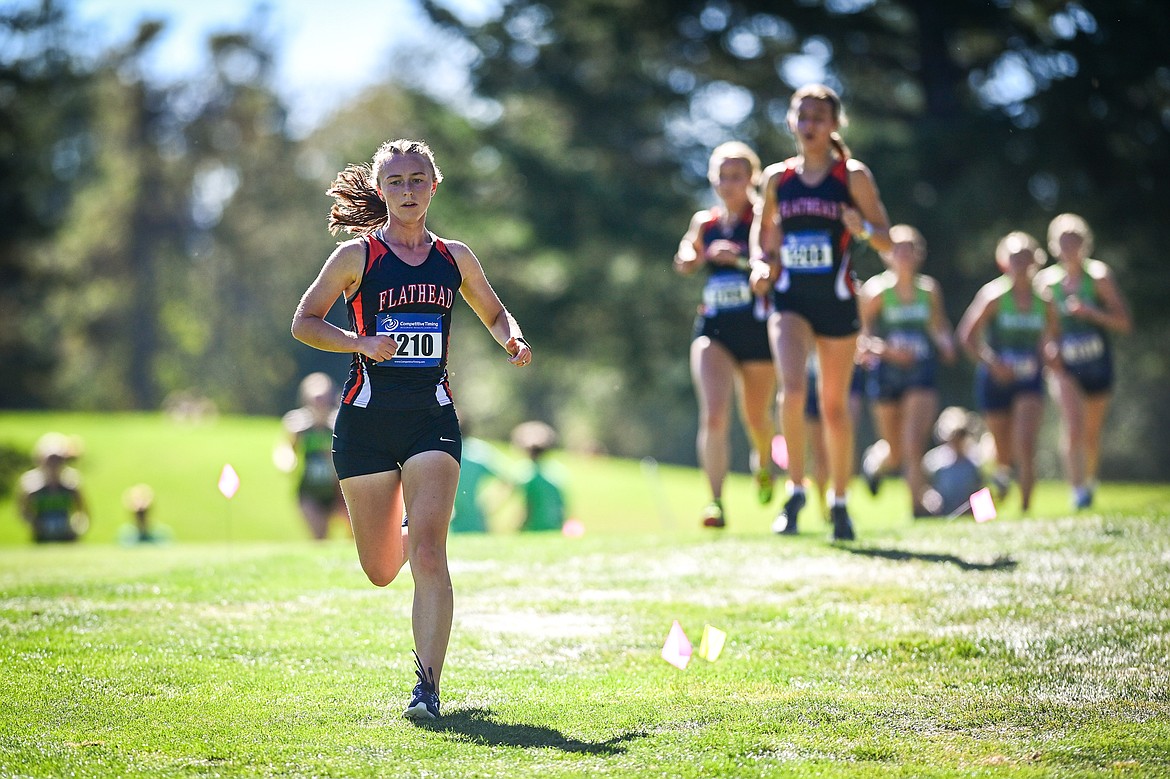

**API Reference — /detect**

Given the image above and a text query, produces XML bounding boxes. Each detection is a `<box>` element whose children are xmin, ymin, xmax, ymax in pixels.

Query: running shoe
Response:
<box><xmin>1073</xmin><ymin>486</ymin><xmax>1093</xmax><ymax>510</ymax></box>
<box><xmin>861</xmin><ymin>441</ymin><xmax>889</xmax><ymax>496</ymax></box>
<box><xmin>771</xmin><ymin>492</ymin><xmax>806</xmax><ymax>535</ymax></box>
<box><xmin>403</xmin><ymin>650</ymin><xmax>440</xmax><ymax>721</ymax></box>
<box><xmin>754</xmin><ymin>469</ymin><xmax>775</xmax><ymax>505</ymax></box>
<box><xmin>701</xmin><ymin>500</ymin><xmax>725</xmax><ymax>529</ymax></box>
<box><xmin>830</xmin><ymin>504</ymin><xmax>855</xmax><ymax>541</ymax></box>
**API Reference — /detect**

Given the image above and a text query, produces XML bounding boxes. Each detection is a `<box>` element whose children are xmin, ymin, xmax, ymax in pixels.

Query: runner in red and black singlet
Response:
<box><xmin>749</xmin><ymin>83</ymin><xmax>893</xmax><ymax>542</ymax></box>
<box><xmin>674</xmin><ymin>141</ymin><xmax>775</xmax><ymax>530</ymax></box>
<box><xmin>770</xmin><ymin>156</ymin><xmax>861</xmax><ymax>336</ymax></box>
<box><xmin>341</xmin><ymin>228</ymin><xmax>462</xmax><ymax>410</ymax></box>
<box><xmin>293</xmin><ymin>139</ymin><xmax>531</xmax><ymax>722</ymax></box>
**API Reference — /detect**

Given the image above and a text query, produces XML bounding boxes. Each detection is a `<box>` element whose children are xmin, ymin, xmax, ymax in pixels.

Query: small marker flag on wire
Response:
<box><xmin>218</xmin><ymin>464</ymin><xmax>240</xmax><ymax>500</ymax></box>
<box><xmin>771</xmin><ymin>435</ymin><xmax>789</xmax><ymax>470</ymax></box>
<box><xmin>562</xmin><ymin>517</ymin><xmax>585</xmax><ymax>537</ymax></box>
<box><xmin>661</xmin><ymin>620</ymin><xmax>692</xmax><ymax>670</ymax></box>
<box><xmin>970</xmin><ymin>487</ymin><xmax>996</xmax><ymax>523</ymax></box>
<box><xmin>697</xmin><ymin>624</ymin><xmax>727</xmax><ymax>662</ymax></box>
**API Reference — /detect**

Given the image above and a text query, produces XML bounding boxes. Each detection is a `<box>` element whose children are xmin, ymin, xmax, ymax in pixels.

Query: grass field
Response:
<box><xmin>2</xmin><ymin>412</ymin><xmax>1170</xmax><ymax>777</ymax></box>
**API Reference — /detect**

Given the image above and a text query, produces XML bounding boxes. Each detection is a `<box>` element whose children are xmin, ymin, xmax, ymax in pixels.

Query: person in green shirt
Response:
<box><xmin>858</xmin><ymin>224</ymin><xmax>957</xmax><ymax>518</ymax></box>
<box><xmin>511</xmin><ymin>421</ymin><xmax>566</xmax><ymax>532</ymax></box>
<box><xmin>278</xmin><ymin>372</ymin><xmax>348</xmax><ymax>540</ymax></box>
<box><xmin>957</xmin><ymin>231</ymin><xmax>1059</xmax><ymax>512</ymax></box>
<box><xmin>18</xmin><ymin>432</ymin><xmax>89</xmax><ymax>543</ymax></box>
<box><xmin>1034</xmin><ymin>213</ymin><xmax>1132</xmax><ymax>510</ymax></box>
<box><xmin>451</xmin><ymin>427</ymin><xmax>512</xmax><ymax>533</ymax></box>
<box><xmin>117</xmin><ymin>483</ymin><xmax>174</xmax><ymax>545</ymax></box>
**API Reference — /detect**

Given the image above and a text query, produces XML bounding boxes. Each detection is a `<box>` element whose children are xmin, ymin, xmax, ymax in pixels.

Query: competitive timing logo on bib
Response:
<box><xmin>381</xmin><ymin>317</ymin><xmax>405</xmax><ymax>331</ymax></box>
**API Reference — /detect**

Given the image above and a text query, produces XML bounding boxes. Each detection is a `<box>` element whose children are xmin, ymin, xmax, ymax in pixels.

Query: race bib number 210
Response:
<box><xmin>376</xmin><ymin>313</ymin><xmax>443</xmax><ymax>367</ymax></box>
<box><xmin>781</xmin><ymin>231</ymin><xmax>833</xmax><ymax>273</ymax></box>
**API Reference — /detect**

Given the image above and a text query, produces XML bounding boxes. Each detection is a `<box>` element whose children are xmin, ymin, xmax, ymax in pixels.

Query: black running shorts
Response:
<box><xmin>332</xmin><ymin>403</ymin><xmax>462</xmax><ymax>480</ymax></box>
<box><xmin>773</xmin><ymin>291</ymin><xmax>860</xmax><ymax>338</ymax></box>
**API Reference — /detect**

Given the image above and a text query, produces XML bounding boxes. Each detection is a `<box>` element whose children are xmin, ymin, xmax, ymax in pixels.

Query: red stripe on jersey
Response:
<box><xmin>836</xmin><ymin>230</ymin><xmax>853</xmax><ymax>257</ymax></box>
<box><xmin>775</xmin><ymin>158</ymin><xmax>798</xmax><ymax>188</ymax></box>
<box><xmin>836</xmin><ymin>231</ymin><xmax>857</xmax><ymax>296</ymax></box>
<box><xmin>774</xmin><ymin>157</ymin><xmax>850</xmax><ymax>193</ymax></box>
<box><xmin>830</xmin><ymin>157</ymin><xmax>849</xmax><ymax>188</ymax></box>
<box><xmin>350</xmin><ymin>287</ymin><xmax>367</xmax><ymax>337</ymax></box>
<box><xmin>700</xmin><ymin>206</ymin><xmax>723</xmax><ymax>233</ymax></box>
<box><xmin>343</xmin><ymin>358</ymin><xmax>366</xmax><ymax>404</ymax></box>
<box><xmin>434</xmin><ymin>238</ymin><xmax>457</xmax><ymax>267</ymax></box>
<box><xmin>367</xmin><ymin>232</ymin><xmax>390</xmax><ymax>273</ymax></box>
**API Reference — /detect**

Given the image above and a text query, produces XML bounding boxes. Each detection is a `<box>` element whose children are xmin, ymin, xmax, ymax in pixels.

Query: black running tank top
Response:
<box><xmin>341</xmin><ymin>231</ymin><xmax>463</xmax><ymax>410</ymax></box>
<box><xmin>773</xmin><ymin>157</ymin><xmax>858</xmax><ymax>302</ymax></box>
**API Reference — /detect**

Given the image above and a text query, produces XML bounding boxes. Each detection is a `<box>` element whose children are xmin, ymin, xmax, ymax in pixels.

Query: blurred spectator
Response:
<box><xmin>511</xmin><ymin>421</ymin><xmax>567</xmax><ymax>532</ymax></box>
<box><xmin>277</xmin><ymin>372</ymin><xmax>349</xmax><ymax>539</ymax></box>
<box><xmin>17</xmin><ymin>432</ymin><xmax>89</xmax><ymax>543</ymax></box>
<box><xmin>117</xmin><ymin>483</ymin><xmax>173</xmax><ymax>545</ymax></box>
<box><xmin>451</xmin><ymin>424</ymin><xmax>512</xmax><ymax>533</ymax></box>
<box><xmin>921</xmin><ymin>407</ymin><xmax>985</xmax><ymax>517</ymax></box>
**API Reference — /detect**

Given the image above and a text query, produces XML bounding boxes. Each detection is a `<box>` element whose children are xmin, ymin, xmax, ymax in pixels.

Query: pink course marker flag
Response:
<box><xmin>218</xmin><ymin>463</ymin><xmax>241</xmax><ymax>500</ymax></box>
<box><xmin>661</xmin><ymin>620</ymin><xmax>692</xmax><ymax>670</ymax></box>
<box><xmin>970</xmin><ymin>487</ymin><xmax>996</xmax><ymax>523</ymax></box>
<box><xmin>771</xmin><ymin>435</ymin><xmax>789</xmax><ymax>470</ymax></box>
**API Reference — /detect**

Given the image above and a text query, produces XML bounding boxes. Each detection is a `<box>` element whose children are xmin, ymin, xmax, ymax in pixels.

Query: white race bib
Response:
<box><xmin>702</xmin><ymin>276</ymin><xmax>753</xmax><ymax>312</ymax></box>
<box><xmin>1060</xmin><ymin>333</ymin><xmax>1105</xmax><ymax>365</ymax></box>
<box><xmin>304</xmin><ymin>456</ymin><xmax>334</xmax><ymax>484</ymax></box>
<box><xmin>781</xmin><ymin>231</ymin><xmax>833</xmax><ymax>273</ymax></box>
<box><xmin>887</xmin><ymin>332</ymin><xmax>931</xmax><ymax>360</ymax></box>
<box><xmin>1001</xmin><ymin>350</ymin><xmax>1039</xmax><ymax>381</ymax></box>
<box><xmin>376</xmin><ymin>313</ymin><xmax>443</xmax><ymax>367</ymax></box>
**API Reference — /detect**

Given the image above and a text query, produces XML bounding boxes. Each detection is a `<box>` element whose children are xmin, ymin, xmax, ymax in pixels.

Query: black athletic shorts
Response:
<box><xmin>332</xmin><ymin>403</ymin><xmax>462</xmax><ymax>480</ymax></box>
<box><xmin>1061</xmin><ymin>348</ymin><xmax>1114</xmax><ymax>396</ymax></box>
<box><xmin>773</xmin><ymin>292</ymin><xmax>860</xmax><ymax>338</ymax></box>
<box><xmin>692</xmin><ymin>309</ymin><xmax>773</xmax><ymax>363</ymax></box>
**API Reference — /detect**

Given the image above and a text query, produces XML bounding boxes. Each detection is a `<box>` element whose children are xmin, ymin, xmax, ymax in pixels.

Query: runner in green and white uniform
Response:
<box><xmin>1035</xmin><ymin>213</ymin><xmax>1132</xmax><ymax>509</ymax></box>
<box><xmin>858</xmin><ymin>224</ymin><xmax>956</xmax><ymax>517</ymax></box>
<box><xmin>957</xmin><ymin>231</ymin><xmax>1058</xmax><ymax>512</ymax></box>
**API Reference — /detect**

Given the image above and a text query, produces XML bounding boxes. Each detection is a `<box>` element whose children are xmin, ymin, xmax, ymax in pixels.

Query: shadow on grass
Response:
<box><xmin>422</xmin><ymin>707</ymin><xmax>644</xmax><ymax>754</ymax></box>
<box><xmin>846</xmin><ymin>546</ymin><xmax>1017</xmax><ymax>571</ymax></box>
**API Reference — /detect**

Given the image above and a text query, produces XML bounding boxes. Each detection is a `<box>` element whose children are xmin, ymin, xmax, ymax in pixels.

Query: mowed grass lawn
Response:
<box><xmin>2</xmin><ymin>412</ymin><xmax>1169</xmax><ymax>777</ymax></box>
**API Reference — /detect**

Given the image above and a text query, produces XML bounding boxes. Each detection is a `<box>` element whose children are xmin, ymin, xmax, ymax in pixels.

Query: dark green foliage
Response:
<box><xmin>417</xmin><ymin>0</ymin><xmax>1170</xmax><ymax>474</ymax></box>
<box><xmin>1</xmin><ymin>0</ymin><xmax>1168</xmax><ymax>476</ymax></box>
<box><xmin>0</xmin><ymin>1</ymin><xmax>91</xmax><ymax>407</ymax></box>
<box><xmin>0</xmin><ymin>443</ymin><xmax>29</xmax><ymax>499</ymax></box>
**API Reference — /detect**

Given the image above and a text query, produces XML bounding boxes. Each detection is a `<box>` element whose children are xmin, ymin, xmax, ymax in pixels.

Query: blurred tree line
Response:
<box><xmin>1</xmin><ymin>0</ymin><xmax>1167</xmax><ymax>479</ymax></box>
